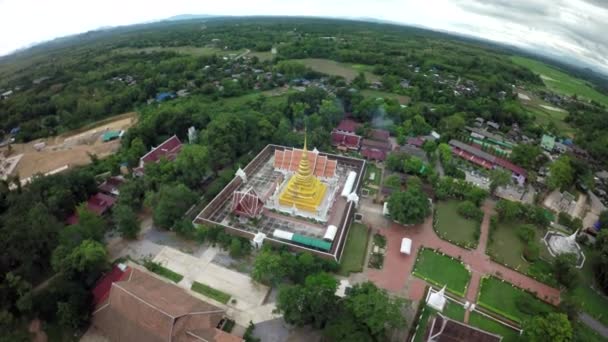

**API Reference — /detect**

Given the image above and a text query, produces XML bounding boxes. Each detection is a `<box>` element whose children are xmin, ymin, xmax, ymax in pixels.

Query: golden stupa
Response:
<box><xmin>279</xmin><ymin>136</ymin><xmax>327</xmax><ymax>212</ymax></box>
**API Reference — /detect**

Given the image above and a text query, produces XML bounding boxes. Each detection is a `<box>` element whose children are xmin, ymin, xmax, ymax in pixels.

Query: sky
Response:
<box><xmin>0</xmin><ymin>0</ymin><xmax>607</xmax><ymax>74</ymax></box>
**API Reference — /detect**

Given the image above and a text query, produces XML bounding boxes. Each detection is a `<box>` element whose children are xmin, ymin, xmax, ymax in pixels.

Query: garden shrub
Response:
<box><xmin>516</xmin><ymin>225</ymin><xmax>536</xmax><ymax>243</ymax></box>
<box><xmin>515</xmin><ymin>295</ymin><xmax>551</xmax><ymax>316</ymax></box>
<box><xmin>457</xmin><ymin>201</ymin><xmax>483</xmax><ymax>221</ymax></box>
<box><xmin>523</xmin><ymin>242</ymin><xmax>540</xmax><ymax>262</ymax></box>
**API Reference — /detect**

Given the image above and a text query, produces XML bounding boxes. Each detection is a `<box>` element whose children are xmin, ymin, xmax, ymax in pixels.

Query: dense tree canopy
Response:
<box><xmin>387</xmin><ymin>187</ymin><xmax>430</xmax><ymax>225</ymax></box>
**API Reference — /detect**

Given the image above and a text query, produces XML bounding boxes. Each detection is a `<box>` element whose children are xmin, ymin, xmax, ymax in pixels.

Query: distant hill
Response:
<box><xmin>165</xmin><ymin>14</ymin><xmax>216</xmax><ymax>21</ymax></box>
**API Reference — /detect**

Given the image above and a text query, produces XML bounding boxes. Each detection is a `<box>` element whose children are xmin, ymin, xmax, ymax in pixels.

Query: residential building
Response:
<box><xmin>540</xmin><ymin>135</ymin><xmax>556</xmax><ymax>151</ymax></box>
<box><xmin>449</xmin><ymin>140</ymin><xmax>526</xmax><ymax>184</ymax></box>
<box><xmin>66</xmin><ymin>192</ymin><xmax>117</xmax><ymax>225</ymax></box>
<box><xmin>361</xmin><ymin>128</ymin><xmax>391</xmax><ymax>161</ymax></box>
<box><xmin>331</xmin><ymin>119</ymin><xmax>362</xmax><ymax>151</ymax></box>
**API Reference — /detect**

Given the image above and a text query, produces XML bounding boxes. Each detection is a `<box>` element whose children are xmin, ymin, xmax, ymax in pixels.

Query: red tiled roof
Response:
<box><xmin>370</xmin><ymin>129</ymin><xmax>390</xmax><ymax>142</ymax></box>
<box><xmin>336</xmin><ymin>119</ymin><xmax>359</xmax><ymax>133</ymax></box>
<box><xmin>140</xmin><ymin>135</ymin><xmax>183</xmax><ymax>165</ymax></box>
<box><xmin>407</xmin><ymin>137</ymin><xmax>425</xmax><ymax>147</ymax></box>
<box><xmin>232</xmin><ymin>188</ymin><xmax>264</xmax><ymax>218</ymax></box>
<box><xmin>331</xmin><ymin>131</ymin><xmax>361</xmax><ymax>149</ymax></box>
<box><xmin>92</xmin><ymin>265</ymin><xmax>131</xmax><ymax>306</ymax></box>
<box><xmin>66</xmin><ymin>192</ymin><xmax>117</xmax><ymax>225</ymax></box>
<box><xmin>361</xmin><ymin>148</ymin><xmax>386</xmax><ymax>161</ymax></box>
<box><xmin>361</xmin><ymin>139</ymin><xmax>391</xmax><ymax>152</ymax></box>
<box><xmin>273</xmin><ymin>148</ymin><xmax>337</xmax><ymax>178</ymax></box>
<box><xmin>98</xmin><ymin>176</ymin><xmax>125</xmax><ymax>196</ymax></box>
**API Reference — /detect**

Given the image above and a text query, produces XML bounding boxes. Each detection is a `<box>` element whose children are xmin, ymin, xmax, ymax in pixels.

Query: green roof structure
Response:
<box><xmin>102</xmin><ymin>130</ymin><xmax>122</xmax><ymax>142</ymax></box>
<box><xmin>540</xmin><ymin>135</ymin><xmax>555</xmax><ymax>151</ymax></box>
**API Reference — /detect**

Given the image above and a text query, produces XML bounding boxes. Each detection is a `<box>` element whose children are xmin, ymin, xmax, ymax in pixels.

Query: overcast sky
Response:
<box><xmin>1</xmin><ymin>0</ymin><xmax>607</xmax><ymax>74</ymax></box>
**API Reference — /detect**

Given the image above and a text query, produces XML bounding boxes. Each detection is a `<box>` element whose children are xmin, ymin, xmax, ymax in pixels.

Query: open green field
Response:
<box><xmin>511</xmin><ymin>56</ymin><xmax>608</xmax><ymax>106</ymax></box>
<box><xmin>477</xmin><ymin>276</ymin><xmax>555</xmax><ymax>324</ymax></box>
<box><xmin>524</xmin><ymin>105</ymin><xmax>575</xmax><ymax>137</ymax></box>
<box><xmin>364</xmin><ymin>163</ymin><xmax>381</xmax><ymax>187</ymax></box>
<box><xmin>413</xmin><ymin>303</ymin><xmax>466</xmax><ymax>342</ymax></box>
<box><xmin>412</xmin><ymin>248</ymin><xmax>470</xmax><ymax>296</ymax></box>
<box><xmin>338</xmin><ymin>223</ymin><xmax>370</xmax><ymax>275</ymax></box>
<box><xmin>289</xmin><ymin>58</ymin><xmax>380</xmax><ymax>82</ymax></box>
<box><xmin>468</xmin><ymin>312</ymin><xmax>521</xmax><ymax>342</ymax></box>
<box><xmin>435</xmin><ymin>200</ymin><xmax>479</xmax><ymax>248</ymax></box>
<box><xmin>191</xmin><ymin>281</ymin><xmax>231</xmax><ymax>304</ymax></box>
<box><xmin>113</xmin><ymin>46</ymin><xmax>246</xmax><ymax>57</ymax></box>
<box><xmin>361</xmin><ymin>89</ymin><xmax>411</xmax><ymax>105</ymax></box>
<box><xmin>249</xmin><ymin>51</ymin><xmax>274</xmax><ymax>61</ymax></box>
<box><xmin>145</xmin><ymin>264</ymin><xmax>184</xmax><ymax>283</ymax></box>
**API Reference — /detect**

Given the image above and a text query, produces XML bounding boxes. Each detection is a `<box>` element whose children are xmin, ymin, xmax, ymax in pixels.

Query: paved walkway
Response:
<box><xmin>580</xmin><ymin>313</ymin><xmax>608</xmax><ymax>338</ymax></box>
<box><xmin>365</xmin><ymin>200</ymin><xmax>561</xmax><ymax>308</ymax></box>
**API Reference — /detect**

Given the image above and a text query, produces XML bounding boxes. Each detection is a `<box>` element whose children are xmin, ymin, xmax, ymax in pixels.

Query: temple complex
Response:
<box><xmin>278</xmin><ymin>138</ymin><xmax>327</xmax><ymax>212</ymax></box>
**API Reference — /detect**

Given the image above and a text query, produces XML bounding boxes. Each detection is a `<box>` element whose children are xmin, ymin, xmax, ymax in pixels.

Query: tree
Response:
<box><xmin>174</xmin><ymin>144</ymin><xmax>210</xmax><ymax>187</ymax></box>
<box><xmin>438</xmin><ymin>113</ymin><xmax>465</xmax><ymax>138</ymax></box>
<box><xmin>55</xmin><ymin>240</ymin><xmax>108</xmax><ymax>279</ymax></box>
<box><xmin>510</xmin><ymin>144</ymin><xmax>543</xmax><ymax>170</ymax></box>
<box><xmin>275</xmin><ymin>273</ymin><xmax>338</xmax><ymax>328</ymax></box>
<box><xmin>422</xmin><ymin>140</ymin><xmax>437</xmax><ymax>159</ymax></box>
<box><xmin>352</xmin><ymin>72</ymin><xmax>367</xmax><ymax>89</ymax></box>
<box><xmin>548</xmin><ymin>156</ymin><xmax>574</xmax><ymax>190</ymax></box>
<box><xmin>383</xmin><ymin>175</ymin><xmax>402</xmax><ymax>189</ymax></box>
<box><xmin>594</xmin><ymin>229</ymin><xmax>608</xmax><ymax>294</ymax></box>
<box><xmin>553</xmin><ymin>254</ymin><xmax>579</xmax><ymax>290</ymax></box>
<box><xmin>599</xmin><ymin>210</ymin><xmax>608</xmax><ymax>228</ymax></box>
<box><xmin>343</xmin><ymin>282</ymin><xmax>405</xmax><ymax>340</ymax></box>
<box><xmin>437</xmin><ymin>143</ymin><xmax>452</xmax><ymax>164</ymax></box>
<box><xmin>387</xmin><ymin>187</ymin><xmax>430</xmax><ymax>224</ymax></box>
<box><xmin>523</xmin><ymin>313</ymin><xmax>572</xmax><ymax>342</ymax></box>
<box><xmin>126</xmin><ymin>137</ymin><xmax>146</xmax><ymax>168</ymax></box>
<box><xmin>251</xmin><ymin>249</ymin><xmax>288</xmax><ymax>285</ymax></box>
<box><xmin>403</xmin><ymin>156</ymin><xmax>424</xmax><ymax>175</ymax></box>
<box><xmin>147</xmin><ymin>183</ymin><xmax>197</xmax><ymax>229</ymax></box>
<box><xmin>489</xmin><ymin>169</ymin><xmax>511</xmax><ymax>193</ymax></box>
<box><xmin>113</xmin><ymin>204</ymin><xmax>140</xmax><ymax>239</ymax></box>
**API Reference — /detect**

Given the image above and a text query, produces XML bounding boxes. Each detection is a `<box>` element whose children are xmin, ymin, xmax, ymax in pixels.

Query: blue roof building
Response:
<box><xmin>155</xmin><ymin>92</ymin><xmax>176</xmax><ymax>102</ymax></box>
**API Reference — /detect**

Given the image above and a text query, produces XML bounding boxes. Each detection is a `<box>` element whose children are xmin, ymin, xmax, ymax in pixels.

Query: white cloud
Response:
<box><xmin>0</xmin><ymin>0</ymin><xmax>606</xmax><ymax>73</ymax></box>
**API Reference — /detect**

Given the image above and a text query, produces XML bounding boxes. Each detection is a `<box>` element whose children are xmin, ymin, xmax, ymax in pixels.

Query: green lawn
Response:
<box><xmin>511</xmin><ymin>56</ymin><xmax>608</xmax><ymax>107</ymax></box>
<box><xmin>145</xmin><ymin>263</ymin><xmax>184</xmax><ymax>283</ymax></box>
<box><xmin>524</xmin><ymin>105</ymin><xmax>575</xmax><ymax>137</ymax></box>
<box><xmin>288</xmin><ymin>58</ymin><xmax>380</xmax><ymax>82</ymax></box>
<box><xmin>573</xmin><ymin>321</ymin><xmax>606</xmax><ymax>342</ymax></box>
<box><xmin>477</xmin><ymin>277</ymin><xmax>555</xmax><ymax>324</ymax></box>
<box><xmin>338</xmin><ymin>223</ymin><xmax>370</xmax><ymax>275</ymax></box>
<box><xmin>412</xmin><ymin>248</ymin><xmax>471</xmax><ymax>296</ymax></box>
<box><xmin>361</xmin><ymin>89</ymin><xmax>411</xmax><ymax>105</ymax></box>
<box><xmin>413</xmin><ymin>303</ymin><xmax>466</xmax><ymax>342</ymax></box>
<box><xmin>487</xmin><ymin>222</ymin><xmax>556</xmax><ymax>286</ymax></box>
<box><xmin>435</xmin><ymin>200</ymin><xmax>480</xmax><ymax>248</ymax></box>
<box><xmin>364</xmin><ymin>163</ymin><xmax>381</xmax><ymax>187</ymax></box>
<box><xmin>191</xmin><ymin>281</ymin><xmax>231</xmax><ymax>304</ymax></box>
<box><xmin>571</xmin><ymin>247</ymin><xmax>608</xmax><ymax>325</ymax></box>
<box><xmin>468</xmin><ymin>312</ymin><xmax>522</xmax><ymax>342</ymax></box>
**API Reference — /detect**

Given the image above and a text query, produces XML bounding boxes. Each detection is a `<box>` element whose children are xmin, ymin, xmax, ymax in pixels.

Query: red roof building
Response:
<box><xmin>134</xmin><ymin>135</ymin><xmax>183</xmax><ymax>175</ymax></box>
<box><xmin>232</xmin><ymin>188</ymin><xmax>265</xmax><ymax>218</ymax></box>
<box><xmin>361</xmin><ymin>139</ymin><xmax>391</xmax><ymax>161</ymax></box>
<box><xmin>449</xmin><ymin>139</ymin><xmax>527</xmax><ymax>180</ymax></box>
<box><xmin>331</xmin><ymin>131</ymin><xmax>361</xmax><ymax>150</ymax></box>
<box><xmin>407</xmin><ymin>137</ymin><xmax>425</xmax><ymax>148</ymax></box>
<box><xmin>335</xmin><ymin>119</ymin><xmax>359</xmax><ymax>133</ymax></box>
<box><xmin>369</xmin><ymin>129</ymin><xmax>390</xmax><ymax>142</ymax></box>
<box><xmin>92</xmin><ymin>264</ymin><xmax>131</xmax><ymax>306</ymax></box>
<box><xmin>66</xmin><ymin>192</ymin><xmax>117</xmax><ymax>225</ymax></box>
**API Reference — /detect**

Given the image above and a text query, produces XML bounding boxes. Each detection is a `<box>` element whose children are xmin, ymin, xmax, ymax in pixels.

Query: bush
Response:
<box><xmin>523</xmin><ymin>242</ymin><xmax>540</xmax><ymax>262</ymax></box>
<box><xmin>516</xmin><ymin>225</ymin><xmax>536</xmax><ymax>243</ymax></box>
<box><xmin>457</xmin><ymin>201</ymin><xmax>483</xmax><ymax>221</ymax></box>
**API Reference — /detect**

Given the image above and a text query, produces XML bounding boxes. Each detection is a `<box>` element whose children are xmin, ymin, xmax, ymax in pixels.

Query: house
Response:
<box><xmin>423</xmin><ymin>313</ymin><xmax>502</xmax><ymax>342</ymax></box>
<box><xmin>98</xmin><ymin>176</ymin><xmax>125</xmax><ymax>197</ymax></box>
<box><xmin>90</xmin><ymin>264</ymin><xmax>243</xmax><ymax>342</ymax></box>
<box><xmin>407</xmin><ymin>137</ymin><xmax>425</xmax><ymax>148</ymax></box>
<box><xmin>134</xmin><ymin>135</ymin><xmax>183</xmax><ymax>175</ymax></box>
<box><xmin>540</xmin><ymin>135</ymin><xmax>556</xmax><ymax>152</ymax></box>
<box><xmin>487</xmin><ymin>121</ymin><xmax>500</xmax><ymax>130</ymax></box>
<box><xmin>331</xmin><ymin>119</ymin><xmax>362</xmax><ymax>151</ymax></box>
<box><xmin>66</xmin><ymin>192</ymin><xmax>117</xmax><ymax>225</ymax></box>
<box><xmin>361</xmin><ymin>129</ymin><xmax>391</xmax><ymax>161</ymax></box>
<box><xmin>369</xmin><ymin>129</ymin><xmax>390</xmax><ymax>142</ymax></box>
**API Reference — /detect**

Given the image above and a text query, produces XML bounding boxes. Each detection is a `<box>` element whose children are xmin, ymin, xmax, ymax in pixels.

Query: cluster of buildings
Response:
<box><xmin>66</xmin><ymin>176</ymin><xmax>125</xmax><ymax>225</ymax></box>
<box><xmin>331</xmin><ymin>118</ymin><xmax>392</xmax><ymax>161</ymax></box>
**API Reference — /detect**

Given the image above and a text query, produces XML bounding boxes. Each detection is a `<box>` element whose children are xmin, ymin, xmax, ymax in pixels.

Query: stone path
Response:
<box><xmin>365</xmin><ymin>199</ymin><xmax>561</xmax><ymax>310</ymax></box>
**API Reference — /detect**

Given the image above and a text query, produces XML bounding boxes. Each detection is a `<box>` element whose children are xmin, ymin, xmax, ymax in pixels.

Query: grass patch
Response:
<box><xmin>486</xmin><ymin>222</ymin><xmax>556</xmax><ymax>286</ymax></box>
<box><xmin>364</xmin><ymin>163</ymin><xmax>381</xmax><ymax>187</ymax></box>
<box><xmin>191</xmin><ymin>281</ymin><xmax>231</xmax><ymax>304</ymax></box>
<box><xmin>143</xmin><ymin>260</ymin><xmax>184</xmax><ymax>283</ymax></box>
<box><xmin>477</xmin><ymin>276</ymin><xmax>555</xmax><ymax>324</ymax></box>
<box><xmin>573</xmin><ymin>320</ymin><xmax>605</xmax><ymax>342</ymax></box>
<box><xmin>523</xmin><ymin>105</ymin><xmax>574</xmax><ymax>137</ymax></box>
<box><xmin>571</xmin><ymin>248</ymin><xmax>608</xmax><ymax>325</ymax></box>
<box><xmin>249</xmin><ymin>51</ymin><xmax>273</xmax><ymax>61</ymax></box>
<box><xmin>288</xmin><ymin>58</ymin><xmax>380</xmax><ymax>82</ymax></box>
<box><xmin>511</xmin><ymin>56</ymin><xmax>608</xmax><ymax>106</ymax></box>
<box><xmin>434</xmin><ymin>201</ymin><xmax>480</xmax><ymax>248</ymax></box>
<box><xmin>412</xmin><ymin>248</ymin><xmax>470</xmax><ymax>296</ymax></box>
<box><xmin>468</xmin><ymin>312</ymin><xmax>522</xmax><ymax>342</ymax></box>
<box><xmin>338</xmin><ymin>223</ymin><xmax>370</xmax><ymax>275</ymax></box>
<box><xmin>361</xmin><ymin>89</ymin><xmax>411</xmax><ymax>105</ymax></box>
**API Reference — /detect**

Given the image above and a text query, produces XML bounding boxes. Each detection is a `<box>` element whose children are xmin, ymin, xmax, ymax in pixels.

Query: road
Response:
<box><xmin>580</xmin><ymin>313</ymin><xmax>608</xmax><ymax>338</ymax></box>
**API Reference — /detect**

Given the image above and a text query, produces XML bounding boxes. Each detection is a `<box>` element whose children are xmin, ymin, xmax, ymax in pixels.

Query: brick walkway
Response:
<box><xmin>365</xmin><ymin>200</ymin><xmax>561</xmax><ymax>309</ymax></box>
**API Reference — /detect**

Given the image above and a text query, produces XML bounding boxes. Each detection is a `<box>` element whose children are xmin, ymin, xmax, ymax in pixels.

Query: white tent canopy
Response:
<box><xmin>427</xmin><ymin>286</ymin><xmax>447</xmax><ymax>312</ymax></box>
<box><xmin>400</xmin><ymin>238</ymin><xmax>412</xmax><ymax>255</ymax></box>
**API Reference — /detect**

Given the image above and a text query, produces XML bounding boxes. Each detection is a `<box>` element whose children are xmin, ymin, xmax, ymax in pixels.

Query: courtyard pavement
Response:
<box><xmin>363</xmin><ymin>200</ymin><xmax>561</xmax><ymax>315</ymax></box>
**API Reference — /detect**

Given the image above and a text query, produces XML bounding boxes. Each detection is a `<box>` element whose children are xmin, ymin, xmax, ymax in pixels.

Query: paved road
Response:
<box><xmin>580</xmin><ymin>313</ymin><xmax>608</xmax><ymax>338</ymax></box>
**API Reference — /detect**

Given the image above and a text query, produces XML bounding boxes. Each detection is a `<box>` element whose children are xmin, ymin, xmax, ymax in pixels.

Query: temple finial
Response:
<box><xmin>303</xmin><ymin>126</ymin><xmax>308</xmax><ymax>151</ymax></box>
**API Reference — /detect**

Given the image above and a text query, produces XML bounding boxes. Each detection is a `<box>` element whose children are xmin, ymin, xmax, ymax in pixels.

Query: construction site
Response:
<box><xmin>0</xmin><ymin>112</ymin><xmax>136</xmax><ymax>183</ymax></box>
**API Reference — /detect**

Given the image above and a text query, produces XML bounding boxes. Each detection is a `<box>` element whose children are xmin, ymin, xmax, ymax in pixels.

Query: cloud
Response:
<box><xmin>0</xmin><ymin>0</ymin><xmax>606</xmax><ymax>74</ymax></box>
